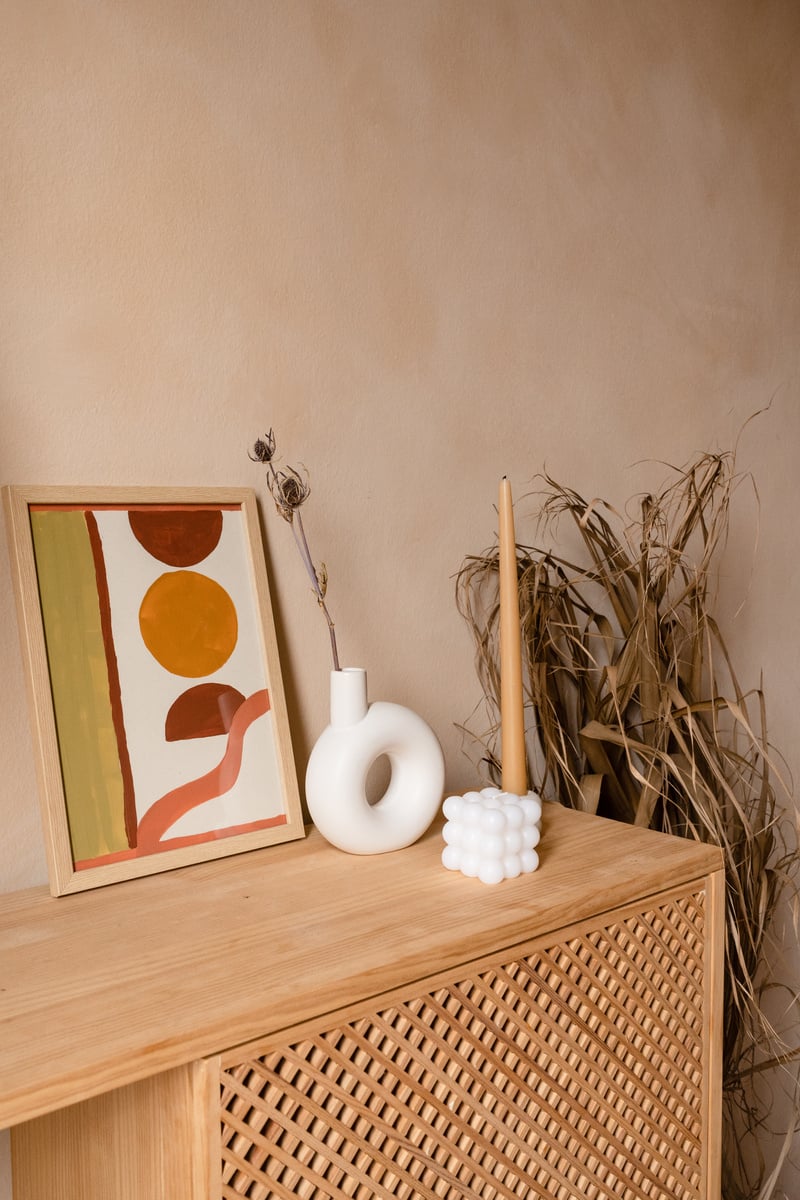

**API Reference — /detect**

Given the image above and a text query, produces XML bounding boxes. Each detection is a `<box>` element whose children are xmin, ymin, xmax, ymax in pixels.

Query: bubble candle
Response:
<box><xmin>441</xmin><ymin>788</ymin><xmax>541</xmax><ymax>885</ymax></box>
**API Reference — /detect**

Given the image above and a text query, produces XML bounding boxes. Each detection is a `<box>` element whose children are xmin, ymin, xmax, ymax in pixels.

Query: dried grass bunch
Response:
<box><xmin>456</xmin><ymin>450</ymin><xmax>798</xmax><ymax>1200</ymax></box>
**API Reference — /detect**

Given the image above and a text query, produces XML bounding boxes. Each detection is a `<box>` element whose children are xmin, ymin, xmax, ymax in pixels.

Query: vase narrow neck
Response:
<box><xmin>330</xmin><ymin>668</ymin><xmax>369</xmax><ymax>727</ymax></box>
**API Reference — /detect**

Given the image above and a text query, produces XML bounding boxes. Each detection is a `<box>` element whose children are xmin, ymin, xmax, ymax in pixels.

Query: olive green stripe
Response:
<box><xmin>31</xmin><ymin>510</ymin><xmax>128</xmax><ymax>862</ymax></box>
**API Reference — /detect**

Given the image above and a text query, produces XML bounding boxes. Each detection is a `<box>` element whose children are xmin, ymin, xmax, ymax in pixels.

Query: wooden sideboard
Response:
<box><xmin>1</xmin><ymin>803</ymin><xmax>724</xmax><ymax>1199</ymax></box>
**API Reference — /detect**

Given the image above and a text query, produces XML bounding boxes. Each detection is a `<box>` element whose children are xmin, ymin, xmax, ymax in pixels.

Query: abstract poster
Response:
<box><xmin>4</xmin><ymin>487</ymin><xmax>304</xmax><ymax>894</ymax></box>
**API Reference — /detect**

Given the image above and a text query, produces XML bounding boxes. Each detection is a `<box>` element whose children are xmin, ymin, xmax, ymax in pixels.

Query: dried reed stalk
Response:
<box><xmin>456</xmin><ymin>451</ymin><xmax>798</xmax><ymax>1200</ymax></box>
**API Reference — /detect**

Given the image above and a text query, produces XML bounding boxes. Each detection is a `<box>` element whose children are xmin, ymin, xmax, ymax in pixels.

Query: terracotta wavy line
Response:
<box><xmin>137</xmin><ymin>688</ymin><xmax>270</xmax><ymax>851</ymax></box>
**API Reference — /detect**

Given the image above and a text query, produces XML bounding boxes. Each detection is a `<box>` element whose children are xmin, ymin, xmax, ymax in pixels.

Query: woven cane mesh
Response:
<box><xmin>220</xmin><ymin>889</ymin><xmax>706</xmax><ymax>1199</ymax></box>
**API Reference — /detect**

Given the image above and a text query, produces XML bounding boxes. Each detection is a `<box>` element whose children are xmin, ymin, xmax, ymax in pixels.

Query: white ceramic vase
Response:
<box><xmin>305</xmin><ymin>668</ymin><xmax>445</xmax><ymax>854</ymax></box>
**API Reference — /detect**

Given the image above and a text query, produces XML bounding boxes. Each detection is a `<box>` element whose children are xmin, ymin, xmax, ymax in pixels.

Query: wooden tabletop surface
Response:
<box><xmin>0</xmin><ymin>802</ymin><xmax>722</xmax><ymax>1129</ymax></box>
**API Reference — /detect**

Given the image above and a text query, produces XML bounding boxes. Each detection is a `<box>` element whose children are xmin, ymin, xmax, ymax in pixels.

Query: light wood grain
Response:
<box><xmin>11</xmin><ymin>1062</ymin><xmax>212</xmax><ymax>1200</ymax></box>
<box><xmin>218</xmin><ymin>881</ymin><xmax>710</xmax><ymax>1198</ymax></box>
<box><xmin>2</xmin><ymin>485</ymin><xmax>73</xmax><ymax>893</ymax></box>
<box><xmin>0</xmin><ymin>803</ymin><xmax>722</xmax><ymax>1131</ymax></box>
<box><xmin>703</xmin><ymin>863</ymin><xmax>726</xmax><ymax>1197</ymax></box>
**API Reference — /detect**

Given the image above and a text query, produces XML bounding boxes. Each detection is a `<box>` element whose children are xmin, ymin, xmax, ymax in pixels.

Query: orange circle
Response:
<box><xmin>139</xmin><ymin>571</ymin><xmax>238</xmax><ymax>677</ymax></box>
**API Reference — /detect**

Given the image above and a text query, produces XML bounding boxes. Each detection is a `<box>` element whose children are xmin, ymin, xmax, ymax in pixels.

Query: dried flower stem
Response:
<box><xmin>291</xmin><ymin>510</ymin><xmax>340</xmax><ymax>671</ymax></box>
<box><xmin>251</xmin><ymin>430</ymin><xmax>341</xmax><ymax>672</ymax></box>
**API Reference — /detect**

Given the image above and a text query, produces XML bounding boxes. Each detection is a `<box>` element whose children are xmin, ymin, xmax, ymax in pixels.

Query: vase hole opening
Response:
<box><xmin>365</xmin><ymin>754</ymin><xmax>392</xmax><ymax>807</ymax></box>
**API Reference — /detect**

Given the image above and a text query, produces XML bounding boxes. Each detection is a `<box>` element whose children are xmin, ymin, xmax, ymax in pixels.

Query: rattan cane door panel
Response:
<box><xmin>219</xmin><ymin>886</ymin><xmax>708</xmax><ymax>1200</ymax></box>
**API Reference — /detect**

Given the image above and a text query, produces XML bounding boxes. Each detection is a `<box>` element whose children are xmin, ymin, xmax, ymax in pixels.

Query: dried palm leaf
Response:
<box><xmin>456</xmin><ymin>450</ymin><xmax>798</xmax><ymax>1200</ymax></box>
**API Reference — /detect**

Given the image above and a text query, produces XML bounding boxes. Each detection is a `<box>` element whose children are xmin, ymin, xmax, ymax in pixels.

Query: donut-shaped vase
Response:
<box><xmin>305</xmin><ymin>678</ymin><xmax>444</xmax><ymax>854</ymax></box>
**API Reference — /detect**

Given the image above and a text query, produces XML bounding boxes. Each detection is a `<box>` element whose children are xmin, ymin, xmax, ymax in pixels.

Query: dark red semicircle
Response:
<box><xmin>129</xmin><ymin>508</ymin><xmax>223</xmax><ymax>566</ymax></box>
<box><xmin>165</xmin><ymin>683</ymin><xmax>247</xmax><ymax>741</ymax></box>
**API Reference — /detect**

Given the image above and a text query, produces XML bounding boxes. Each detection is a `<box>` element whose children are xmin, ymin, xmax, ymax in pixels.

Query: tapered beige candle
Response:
<box><xmin>499</xmin><ymin>476</ymin><xmax>528</xmax><ymax>795</ymax></box>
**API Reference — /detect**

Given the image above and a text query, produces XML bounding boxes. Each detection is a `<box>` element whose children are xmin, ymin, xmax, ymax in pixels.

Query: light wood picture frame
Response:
<box><xmin>3</xmin><ymin>485</ymin><xmax>305</xmax><ymax>895</ymax></box>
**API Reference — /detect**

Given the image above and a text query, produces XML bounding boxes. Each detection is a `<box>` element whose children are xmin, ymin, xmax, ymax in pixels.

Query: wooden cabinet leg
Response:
<box><xmin>11</xmin><ymin>1060</ymin><xmax>220</xmax><ymax>1200</ymax></box>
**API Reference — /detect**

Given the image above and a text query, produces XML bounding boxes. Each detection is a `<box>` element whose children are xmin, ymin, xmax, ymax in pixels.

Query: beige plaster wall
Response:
<box><xmin>1</xmin><ymin>1</ymin><xmax>798</xmax><ymax>1193</ymax></box>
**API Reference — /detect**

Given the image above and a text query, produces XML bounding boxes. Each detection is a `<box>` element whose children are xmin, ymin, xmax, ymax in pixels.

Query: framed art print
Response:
<box><xmin>3</xmin><ymin>486</ymin><xmax>305</xmax><ymax>895</ymax></box>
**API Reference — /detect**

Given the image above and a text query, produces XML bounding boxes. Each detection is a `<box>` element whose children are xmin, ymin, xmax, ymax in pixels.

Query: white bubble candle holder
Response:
<box><xmin>441</xmin><ymin>787</ymin><xmax>542</xmax><ymax>885</ymax></box>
